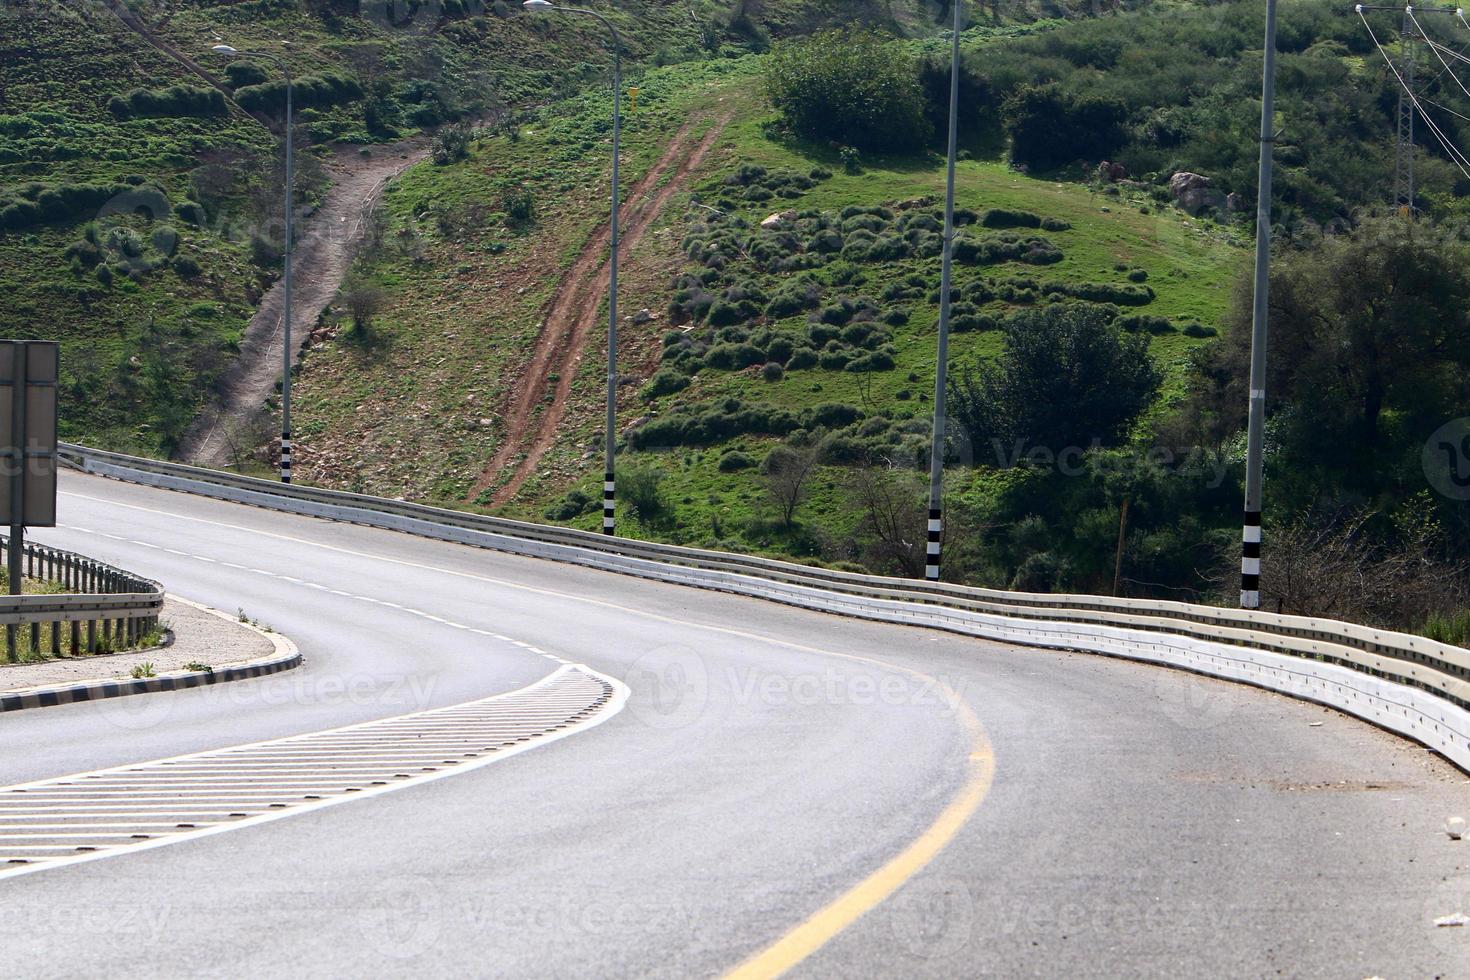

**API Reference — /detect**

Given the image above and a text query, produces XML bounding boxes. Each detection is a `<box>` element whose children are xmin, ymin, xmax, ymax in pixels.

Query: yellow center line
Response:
<box><xmin>723</xmin><ymin>686</ymin><xmax>994</xmax><ymax>980</ymax></box>
<box><xmin>61</xmin><ymin>482</ymin><xmax>998</xmax><ymax>970</ymax></box>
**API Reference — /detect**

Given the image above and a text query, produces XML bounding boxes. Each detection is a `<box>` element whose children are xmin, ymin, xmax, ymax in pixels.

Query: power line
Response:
<box><xmin>1360</xmin><ymin>7</ymin><xmax>1470</xmax><ymax>184</ymax></box>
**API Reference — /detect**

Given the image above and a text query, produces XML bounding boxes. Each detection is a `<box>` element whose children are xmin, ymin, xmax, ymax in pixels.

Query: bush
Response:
<box><xmin>617</xmin><ymin>467</ymin><xmax>664</xmax><ymax>519</ymax></box>
<box><xmin>765</xmin><ymin>30</ymin><xmax>932</xmax><ymax>153</ymax></box>
<box><xmin>501</xmin><ymin>188</ymin><xmax>535</xmax><ymax>230</ymax></box>
<box><xmin>173</xmin><ymin>256</ymin><xmax>202</xmax><ymax>279</ymax></box>
<box><xmin>705</xmin><ymin>343</ymin><xmax>766</xmax><ymax>370</ymax></box>
<box><xmin>1004</xmin><ymin>83</ymin><xmax>1127</xmax><ymax>172</ymax></box>
<box><xmin>432</xmin><ymin>123</ymin><xmax>473</xmax><ymax>166</ymax></box>
<box><xmin>544</xmin><ymin>489</ymin><xmax>595</xmax><ymax>521</ymax></box>
<box><xmin>235</xmin><ymin>74</ymin><xmax>362</xmax><ymax>114</ymax></box>
<box><xmin>176</xmin><ymin>201</ymin><xmax>206</xmax><ymax>226</ymax></box>
<box><xmin>1041</xmin><ymin>217</ymin><xmax>1072</xmax><ymax>231</ymax></box>
<box><xmin>761</xmin><ymin>362</ymin><xmax>785</xmax><ymax>382</ymax></box>
<box><xmin>1181</xmin><ymin>322</ymin><xmax>1218</xmax><ymax>338</ymax></box>
<box><xmin>225</xmin><ymin>62</ymin><xmax>269</xmax><ymax>88</ymax></box>
<box><xmin>981</xmin><ymin>208</ymin><xmax>1042</xmax><ymax>229</ymax></box>
<box><xmin>1127</xmin><ymin>268</ymin><xmax>1149</xmax><ymax>283</ymax></box>
<box><xmin>787</xmin><ymin>347</ymin><xmax>819</xmax><ymax>370</ymax></box>
<box><xmin>718</xmin><ymin>451</ymin><xmax>755</xmax><ymax>472</ymax></box>
<box><xmin>108</xmin><ymin>85</ymin><xmax>226</xmax><ymax>120</ymax></box>
<box><xmin>642</xmin><ymin>369</ymin><xmax>690</xmax><ymax>399</ymax></box>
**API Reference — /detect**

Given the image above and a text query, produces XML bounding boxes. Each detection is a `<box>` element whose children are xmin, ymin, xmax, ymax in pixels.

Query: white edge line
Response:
<box><xmin>0</xmin><ymin>663</ymin><xmax>629</xmax><ymax>882</ymax></box>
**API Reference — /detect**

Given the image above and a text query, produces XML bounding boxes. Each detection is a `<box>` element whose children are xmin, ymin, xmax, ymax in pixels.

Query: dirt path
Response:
<box><xmin>176</xmin><ymin>138</ymin><xmax>430</xmax><ymax>466</ymax></box>
<box><xmin>468</xmin><ymin>111</ymin><xmax>733</xmax><ymax>506</ymax></box>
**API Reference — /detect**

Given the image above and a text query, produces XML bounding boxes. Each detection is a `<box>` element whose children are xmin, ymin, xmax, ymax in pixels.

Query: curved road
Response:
<box><xmin>1</xmin><ymin>471</ymin><xmax>1466</xmax><ymax>977</ymax></box>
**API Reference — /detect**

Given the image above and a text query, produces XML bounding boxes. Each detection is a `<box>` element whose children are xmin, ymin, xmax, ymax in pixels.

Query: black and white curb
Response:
<box><xmin>925</xmin><ymin>508</ymin><xmax>942</xmax><ymax>581</ymax></box>
<box><xmin>603</xmin><ymin>472</ymin><xmax>615</xmax><ymax>535</ymax></box>
<box><xmin>0</xmin><ymin>604</ymin><xmax>300</xmax><ymax>713</ymax></box>
<box><xmin>280</xmin><ymin>429</ymin><xmax>292</xmax><ymax>485</ymax></box>
<box><xmin>1241</xmin><ymin>510</ymin><xmax>1262</xmax><ymax>609</ymax></box>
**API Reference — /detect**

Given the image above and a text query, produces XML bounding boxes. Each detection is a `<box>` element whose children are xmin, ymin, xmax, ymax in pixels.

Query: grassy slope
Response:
<box><xmin>0</xmin><ymin>0</ymin><xmax>970</xmax><ymax>455</ymax></box>
<box><xmin>291</xmin><ymin>58</ymin><xmax>755</xmax><ymax>500</ymax></box>
<box><xmin>289</xmin><ymin>42</ymin><xmax>1247</xmax><ymax>562</ymax></box>
<box><xmin>0</xmin><ymin>0</ymin><xmax>271</xmax><ymax>451</ymax></box>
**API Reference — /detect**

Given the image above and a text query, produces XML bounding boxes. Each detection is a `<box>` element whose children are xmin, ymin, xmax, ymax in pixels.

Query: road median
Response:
<box><xmin>0</xmin><ymin>595</ymin><xmax>300</xmax><ymax>712</ymax></box>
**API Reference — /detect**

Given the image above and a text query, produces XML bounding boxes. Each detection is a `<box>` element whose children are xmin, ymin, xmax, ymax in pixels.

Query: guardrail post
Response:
<box><xmin>28</xmin><ymin>621</ymin><xmax>38</xmax><ymax>657</ymax></box>
<box><xmin>69</xmin><ymin>620</ymin><xmax>79</xmax><ymax>656</ymax></box>
<box><xmin>49</xmin><ymin>618</ymin><xmax>58</xmax><ymax>657</ymax></box>
<box><xmin>86</xmin><ymin>619</ymin><xmax>95</xmax><ymax>654</ymax></box>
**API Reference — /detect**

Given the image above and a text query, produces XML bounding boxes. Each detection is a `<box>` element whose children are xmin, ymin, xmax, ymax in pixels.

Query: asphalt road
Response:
<box><xmin>0</xmin><ymin>471</ymin><xmax>1466</xmax><ymax>978</ymax></box>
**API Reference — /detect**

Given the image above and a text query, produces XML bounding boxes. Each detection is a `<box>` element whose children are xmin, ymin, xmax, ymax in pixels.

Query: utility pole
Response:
<box><xmin>1240</xmin><ymin>0</ymin><xmax>1278</xmax><ymax>610</ymax></box>
<box><xmin>924</xmin><ymin>0</ymin><xmax>963</xmax><ymax>582</ymax></box>
<box><xmin>523</xmin><ymin>0</ymin><xmax>622</xmax><ymax>535</ymax></box>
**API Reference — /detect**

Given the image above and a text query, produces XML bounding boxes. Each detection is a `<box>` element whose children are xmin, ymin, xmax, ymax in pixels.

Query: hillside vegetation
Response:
<box><xmin>4</xmin><ymin>0</ymin><xmax>1468</xmax><ymax>636</ymax></box>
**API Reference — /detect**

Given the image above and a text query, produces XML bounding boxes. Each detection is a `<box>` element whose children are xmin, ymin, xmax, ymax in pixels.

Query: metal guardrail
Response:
<box><xmin>0</xmin><ymin>533</ymin><xmax>164</xmax><ymax>663</ymax></box>
<box><xmin>58</xmin><ymin>443</ymin><xmax>1470</xmax><ymax>770</ymax></box>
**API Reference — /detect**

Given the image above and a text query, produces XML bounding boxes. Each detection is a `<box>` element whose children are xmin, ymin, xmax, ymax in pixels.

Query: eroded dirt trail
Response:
<box><xmin>176</xmin><ymin>138</ymin><xmax>430</xmax><ymax>466</ymax></box>
<box><xmin>469</xmin><ymin>112</ymin><xmax>733</xmax><ymax>506</ymax></box>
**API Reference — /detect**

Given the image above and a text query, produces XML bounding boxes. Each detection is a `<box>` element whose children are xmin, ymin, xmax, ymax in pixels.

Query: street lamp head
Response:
<box><xmin>212</xmin><ymin>44</ymin><xmax>239</xmax><ymax>56</ymax></box>
<box><xmin>522</xmin><ymin>0</ymin><xmax>554</xmax><ymax>10</ymax></box>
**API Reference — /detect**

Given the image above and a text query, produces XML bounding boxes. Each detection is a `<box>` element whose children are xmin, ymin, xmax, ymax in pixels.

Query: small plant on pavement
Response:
<box><xmin>130</xmin><ymin>662</ymin><xmax>156</xmax><ymax>679</ymax></box>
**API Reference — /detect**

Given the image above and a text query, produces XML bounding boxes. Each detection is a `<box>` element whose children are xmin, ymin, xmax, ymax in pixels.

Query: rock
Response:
<box><xmin>1225</xmin><ymin>192</ymin><xmax>1245</xmax><ymax>212</ymax></box>
<box><xmin>1096</xmin><ymin>161</ymin><xmax>1128</xmax><ymax>183</ymax></box>
<box><xmin>1168</xmin><ymin>171</ymin><xmax>1216</xmax><ymax>214</ymax></box>
<box><xmin>632</xmin><ymin>308</ymin><xmax>654</xmax><ymax>325</ymax></box>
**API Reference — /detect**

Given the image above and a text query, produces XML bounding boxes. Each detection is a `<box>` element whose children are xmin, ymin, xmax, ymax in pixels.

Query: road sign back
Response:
<box><xmin>0</xmin><ymin>341</ymin><xmax>59</xmax><ymax>528</ymax></box>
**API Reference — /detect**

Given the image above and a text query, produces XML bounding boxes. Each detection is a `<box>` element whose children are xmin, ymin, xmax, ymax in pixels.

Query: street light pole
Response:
<box><xmin>1240</xmin><ymin>0</ymin><xmax>1278</xmax><ymax>609</ymax></box>
<box><xmin>524</xmin><ymin>0</ymin><xmax>622</xmax><ymax>534</ymax></box>
<box><xmin>213</xmin><ymin>45</ymin><xmax>295</xmax><ymax>484</ymax></box>
<box><xmin>925</xmin><ymin>0</ymin><xmax>964</xmax><ymax>582</ymax></box>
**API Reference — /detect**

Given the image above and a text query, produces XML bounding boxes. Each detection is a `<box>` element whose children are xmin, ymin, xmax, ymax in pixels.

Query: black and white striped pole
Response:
<box><xmin>1240</xmin><ymin>0</ymin><xmax>1278</xmax><ymax>609</ymax></box>
<box><xmin>214</xmin><ymin>43</ymin><xmax>294</xmax><ymax>484</ymax></box>
<box><xmin>924</xmin><ymin>0</ymin><xmax>964</xmax><ymax>582</ymax></box>
<box><xmin>525</xmin><ymin>0</ymin><xmax>620</xmax><ymax>534</ymax></box>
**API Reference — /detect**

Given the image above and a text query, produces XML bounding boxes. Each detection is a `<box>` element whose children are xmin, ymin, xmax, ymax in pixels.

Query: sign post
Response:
<box><xmin>0</xmin><ymin>341</ymin><xmax>59</xmax><ymax>661</ymax></box>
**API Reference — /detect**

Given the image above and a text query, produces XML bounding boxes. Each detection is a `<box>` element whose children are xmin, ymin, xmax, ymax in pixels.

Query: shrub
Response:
<box><xmin>1181</xmin><ymin>322</ymin><xmax>1218</xmax><ymax>338</ymax></box>
<box><xmin>981</xmin><ymin>208</ymin><xmax>1042</xmax><ymax>229</ymax></box>
<box><xmin>235</xmin><ymin>74</ymin><xmax>362</xmax><ymax>114</ymax></box>
<box><xmin>846</xmin><ymin>351</ymin><xmax>896</xmax><ymax>372</ymax></box>
<box><xmin>643</xmin><ymin>369</ymin><xmax>691</xmax><ymax>399</ymax></box>
<box><xmin>765</xmin><ymin>30</ymin><xmax>932</xmax><ymax>153</ymax></box>
<box><xmin>617</xmin><ymin>467</ymin><xmax>665</xmax><ymax>519</ymax></box>
<box><xmin>1127</xmin><ymin>268</ymin><xmax>1149</xmax><ymax>283</ymax></box>
<box><xmin>762</xmin><ymin>362</ymin><xmax>786</xmax><ymax>382</ymax></box>
<box><xmin>432</xmin><ymin>123</ymin><xmax>473</xmax><ymax>165</ymax></box>
<box><xmin>176</xmin><ymin>201</ymin><xmax>206</xmax><ymax>226</ymax></box>
<box><xmin>1041</xmin><ymin>217</ymin><xmax>1072</xmax><ymax>231</ymax></box>
<box><xmin>1004</xmin><ymin>83</ymin><xmax>1127</xmax><ymax>172</ymax></box>
<box><xmin>787</xmin><ymin>347</ymin><xmax>819</xmax><ymax>370</ymax></box>
<box><xmin>545</xmin><ymin>489</ymin><xmax>595</xmax><ymax>521</ymax></box>
<box><xmin>173</xmin><ymin>256</ymin><xmax>202</xmax><ymax>278</ymax></box>
<box><xmin>501</xmin><ymin>188</ymin><xmax>535</xmax><ymax>230</ymax></box>
<box><xmin>803</xmin><ymin>402</ymin><xmax>862</xmax><ymax>429</ymax></box>
<box><xmin>224</xmin><ymin>62</ymin><xmax>269</xmax><ymax>88</ymax></box>
<box><xmin>718</xmin><ymin>451</ymin><xmax>755</xmax><ymax>472</ymax></box>
<box><xmin>108</xmin><ymin>85</ymin><xmax>227</xmax><ymax>120</ymax></box>
<box><xmin>705</xmin><ymin>343</ymin><xmax>766</xmax><ymax>370</ymax></box>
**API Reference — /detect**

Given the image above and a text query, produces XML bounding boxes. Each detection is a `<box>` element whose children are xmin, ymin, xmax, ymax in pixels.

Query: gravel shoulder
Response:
<box><xmin>0</xmin><ymin>595</ymin><xmax>277</xmax><ymax>692</ymax></box>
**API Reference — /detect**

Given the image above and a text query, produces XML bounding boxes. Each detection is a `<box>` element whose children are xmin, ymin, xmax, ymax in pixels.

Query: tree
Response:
<box><xmin>764</xmin><ymin>30</ymin><xmax>932</xmax><ymax>153</ymax></box>
<box><xmin>762</xmin><ymin>441</ymin><xmax>822</xmax><ymax>529</ymax></box>
<box><xmin>1003</xmin><ymin>83</ymin><xmax>1128</xmax><ymax>173</ymax></box>
<box><xmin>843</xmin><ymin>466</ymin><xmax>927</xmax><ymax>577</ymax></box>
<box><xmin>1220</xmin><ymin>219</ymin><xmax>1470</xmax><ymax>449</ymax></box>
<box><xmin>339</xmin><ymin>274</ymin><xmax>387</xmax><ymax>334</ymax></box>
<box><xmin>948</xmin><ymin>304</ymin><xmax>1161</xmax><ymax>461</ymax></box>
